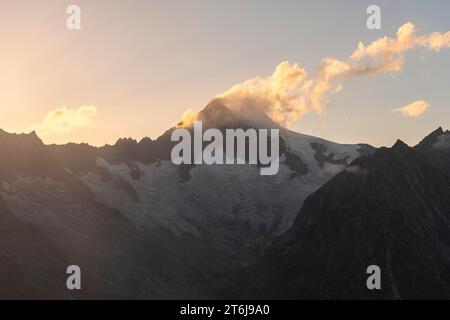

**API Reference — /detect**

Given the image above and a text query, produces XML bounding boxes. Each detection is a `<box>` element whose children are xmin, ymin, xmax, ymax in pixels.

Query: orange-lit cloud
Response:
<box><xmin>184</xmin><ymin>22</ymin><xmax>449</xmax><ymax>127</ymax></box>
<box><xmin>394</xmin><ymin>100</ymin><xmax>430</xmax><ymax>117</ymax></box>
<box><xmin>351</xmin><ymin>22</ymin><xmax>450</xmax><ymax>74</ymax></box>
<box><xmin>29</xmin><ymin>105</ymin><xmax>97</xmax><ymax>139</ymax></box>
<box><xmin>177</xmin><ymin>108</ymin><xmax>198</xmax><ymax>128</ymax></box>
<box><xmin>217</xmin><ymin>61</ymin><xmax>310</xmax><ymax>126</ymax></box>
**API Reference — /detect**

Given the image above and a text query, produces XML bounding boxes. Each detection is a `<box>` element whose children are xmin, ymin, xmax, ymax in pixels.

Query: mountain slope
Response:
<box><xmin>0</xmin><ymin>101</ymin><xmax>372</xmax><ymax>298</ymax></box>
<box><xmin>237</xmin><ymin>129</ymin><xmax>450</xmax><ymax>299</ymax></box>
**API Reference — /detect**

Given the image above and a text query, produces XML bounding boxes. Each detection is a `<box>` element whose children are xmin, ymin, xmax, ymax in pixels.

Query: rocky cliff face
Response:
<box><xmin>236</xmin><ymin>128</ymin><xmax>450</xmax><ymax>299</ymax></box>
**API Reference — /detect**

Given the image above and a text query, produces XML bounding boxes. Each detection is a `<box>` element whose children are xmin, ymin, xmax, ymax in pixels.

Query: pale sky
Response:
<box><xmin>0</xmin><ymin>0</ymin><xmax>449</xmax><ymax>147</ymax></box>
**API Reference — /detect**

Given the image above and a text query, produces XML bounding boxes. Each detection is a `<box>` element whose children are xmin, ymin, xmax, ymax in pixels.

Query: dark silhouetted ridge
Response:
<box><xmin>236</xmin><ymin>131</ymin><xmax>450</xmax><ymax>299</ymax></box>
<box><xmin>416</xmin><ymin>127</ymin><xmax>445</xmax><ymax>150</ymax></box>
